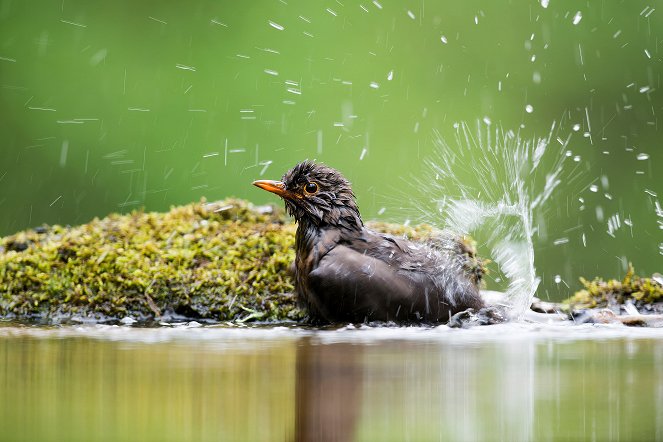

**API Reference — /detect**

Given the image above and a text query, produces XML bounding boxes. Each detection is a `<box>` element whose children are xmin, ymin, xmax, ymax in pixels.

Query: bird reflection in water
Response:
<box><xmin>294</xmin><ymin>338</ymin><xmax>362</xmax><ymax>442</ymax></box>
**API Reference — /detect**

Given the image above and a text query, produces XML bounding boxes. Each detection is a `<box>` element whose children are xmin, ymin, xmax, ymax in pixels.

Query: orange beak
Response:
<box><xmin>253</xmin><ymin>180</ymin><xmax>294</xmax><ymax>199</ymax></box>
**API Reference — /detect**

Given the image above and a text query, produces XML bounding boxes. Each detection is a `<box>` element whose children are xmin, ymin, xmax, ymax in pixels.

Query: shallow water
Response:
<box><xmin>1</xmin><ymin>322</ymin><xmax>662</xmax><ymax>442</ymax></box>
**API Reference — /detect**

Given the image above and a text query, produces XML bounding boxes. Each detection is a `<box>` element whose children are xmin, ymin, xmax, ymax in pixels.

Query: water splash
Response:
<box><xmin>425</xmin><ymin>121</ymin><xmax>569</xmax><ymax>319</ymax></box>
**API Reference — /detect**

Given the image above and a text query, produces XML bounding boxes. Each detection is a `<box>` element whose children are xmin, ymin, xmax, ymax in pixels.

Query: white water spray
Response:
<box><xmin>426</xmin><ymin>121</ymin><xmax>569</xmax><ymax>319</ymax></box>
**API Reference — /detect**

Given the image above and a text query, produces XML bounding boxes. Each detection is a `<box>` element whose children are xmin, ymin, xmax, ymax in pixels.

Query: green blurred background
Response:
<box><xmin>1</xmin><ymin>0</ymin><xmax>661</xmax><ymax>299</ymax></box>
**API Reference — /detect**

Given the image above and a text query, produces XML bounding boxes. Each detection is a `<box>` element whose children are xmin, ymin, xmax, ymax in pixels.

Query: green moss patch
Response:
<box><xmin>564</xmin><ymin>263</ymin><xmax>663</xmax><ymax>310</ymax></box>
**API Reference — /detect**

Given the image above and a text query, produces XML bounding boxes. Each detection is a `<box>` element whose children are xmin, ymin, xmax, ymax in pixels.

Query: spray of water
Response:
<box><xmin>423</xmin><ymin>121</ymin><xmax>570</xmax><ymax>319</ymax></box>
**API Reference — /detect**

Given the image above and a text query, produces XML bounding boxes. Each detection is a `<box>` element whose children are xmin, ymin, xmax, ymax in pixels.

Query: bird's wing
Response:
<box><xmin>352</xmin><ymin>229</ymin><xmax>426</xmax><ymax>272</ymax></box>
<box><xmin>307</xmin><ymin>244</ymin><xmax>420</xmax><ymax>322</ymax></box>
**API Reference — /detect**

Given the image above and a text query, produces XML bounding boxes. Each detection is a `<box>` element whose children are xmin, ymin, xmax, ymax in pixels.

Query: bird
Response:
<box><xmin>253</xmin><ymin>160</ymin><xmax>486</xmax><ymax>324</ymax></box>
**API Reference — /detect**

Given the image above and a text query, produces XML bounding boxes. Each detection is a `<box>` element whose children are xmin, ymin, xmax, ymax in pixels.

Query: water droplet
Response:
<box><xmin>554</xmin><ymin>275</ymin><xmax>561</xmax><ymax>284</ymax></box>
<box><xmin>89</xmin><ymin>48</ymin><xmax>108</xmax><ymax>66</ymax></box>
<box><xmin>440</xmin><ymin>35</ymin><xmax>448</xmax><ymax>44</ymax></box>
<box><xmin>595</xmin><ymin>206</ymin><xmax>604</xmax><ymax>222</ymax></box>
<box><xmin>268</xmin><ymin>21</ymin><xmax>284</xmax><ymax>31</ymax></box>
<box><xmin>369</xmin><ymin>81</ymin><xmax>380</xmax><ymax>89</ymax></box>
<box><xmin>601</xmin><ymin>175</ymin><xmax>609</xmax><ymax>189</ymax></box>
<box><xmin>572</xmin><ymin>124</ymin><xmax>580</xmax><ymax>131</ymax></box>
<box><xmin>525</xmin><ymin>104</ymin><xmax>534</xmax><ymax>113</ymax></box>
<box><xmin>637</xmin><ymin>153</ymin><xmax>650</xmax><ymax>160</ymax></box>
<box><xmin>540</xmin><ymin>0</ymin><xmax>549</xmax><ymax>8</ymax></box>
<box><xmin>59</xmin><ymin>140</ymin><xmax>68</xmax><ymax>167</ymax></box>
<box><xmin>572</xmin><ymin>11</ymin><xmax>582</xmax><ymax>25</ymax></box>
<box><xmin>589</xmin><ymin>184</ymin><xmax>598</xmax><ymax>192</ymax></box>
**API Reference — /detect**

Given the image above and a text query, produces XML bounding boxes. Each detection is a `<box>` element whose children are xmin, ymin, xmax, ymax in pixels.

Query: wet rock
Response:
<box><xmin>621</xmin><ymin>315</ymin><xmax>663</xmax><ymax>327</ymax></box>
<box><xmin>571</xmin><ymin>309</ymin><xmax>663</xmax><ymax>327</ymax></box>
<box><xmin>530</xmin><ymin>297</ymin><xmax>565</xmax><ymax>314</ymax></box>
<box><xmin>572</xmin><ymin>309</ymin><xmax>621</xmax><ymax>325</ymax></box>
<box><xmin>448</xmin><ymin>306</ymin><xmax>508</xmax><ymax>328</ymax></box>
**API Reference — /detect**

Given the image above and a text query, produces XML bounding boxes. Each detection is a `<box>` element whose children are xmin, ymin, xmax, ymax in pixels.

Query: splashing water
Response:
<box><xmin>424</xmin><ymin>121</ymin><xmax>569</xmax><ymax>319</ymax></box>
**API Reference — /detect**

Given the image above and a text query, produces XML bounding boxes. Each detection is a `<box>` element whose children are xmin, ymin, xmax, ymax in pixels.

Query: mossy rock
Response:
<box><xmin>564</xmin><ymin>263</ymin><xmax>663</xmax><ymax>312</ymax></box>
<box><xmin>0</xmin><ymin>199</ymin><xmax>486</xmax><ymax>324</ymax></box>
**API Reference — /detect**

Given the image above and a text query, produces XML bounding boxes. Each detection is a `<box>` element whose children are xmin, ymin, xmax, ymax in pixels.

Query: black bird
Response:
<box><xmin>253</xmin><ymin>161</ymin><xmax>485</xmax><ymax>324</ymax></box>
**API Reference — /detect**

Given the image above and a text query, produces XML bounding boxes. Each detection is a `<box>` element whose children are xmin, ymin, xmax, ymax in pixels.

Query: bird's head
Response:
<box><xmin>253</xmin><ymin>161</ymin><xmax>362</xmax><ymax>229</ymax></box>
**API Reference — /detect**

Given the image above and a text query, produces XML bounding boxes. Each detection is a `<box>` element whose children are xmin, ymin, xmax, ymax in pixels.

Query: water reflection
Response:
<box><xmin>0</xmin><ymin>325</ymin><xmax>662</xmax><ymax>441</ymax></box>
<box><xmin>295</xmin><ymin>339</ymin><xmax>361</xmax><ymax>442</ymax></box>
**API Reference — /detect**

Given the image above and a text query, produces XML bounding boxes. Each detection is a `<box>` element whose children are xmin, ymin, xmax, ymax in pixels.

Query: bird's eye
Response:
<box><xmin>304</xmin><ymin>182</ymin><xmax>319</xmax><ymax>194</ymax></box>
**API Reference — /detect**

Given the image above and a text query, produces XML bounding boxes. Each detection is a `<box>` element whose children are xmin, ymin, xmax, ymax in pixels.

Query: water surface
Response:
<box><xmin>1</xmin><ymin>322</ymin><xmax>662</xmax><ymax>441</ymax></box>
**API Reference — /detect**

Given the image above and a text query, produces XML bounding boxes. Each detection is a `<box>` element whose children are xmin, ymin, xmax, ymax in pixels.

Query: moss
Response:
<box><xmin>564</xmin><ymin>263</ymin><xmax>663</xmax><ymax>310</ymax></box>
<box><xmin>0</xmin><ymin>199</ymin><xmax>486</xmax><ymax>323</ymax></box>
